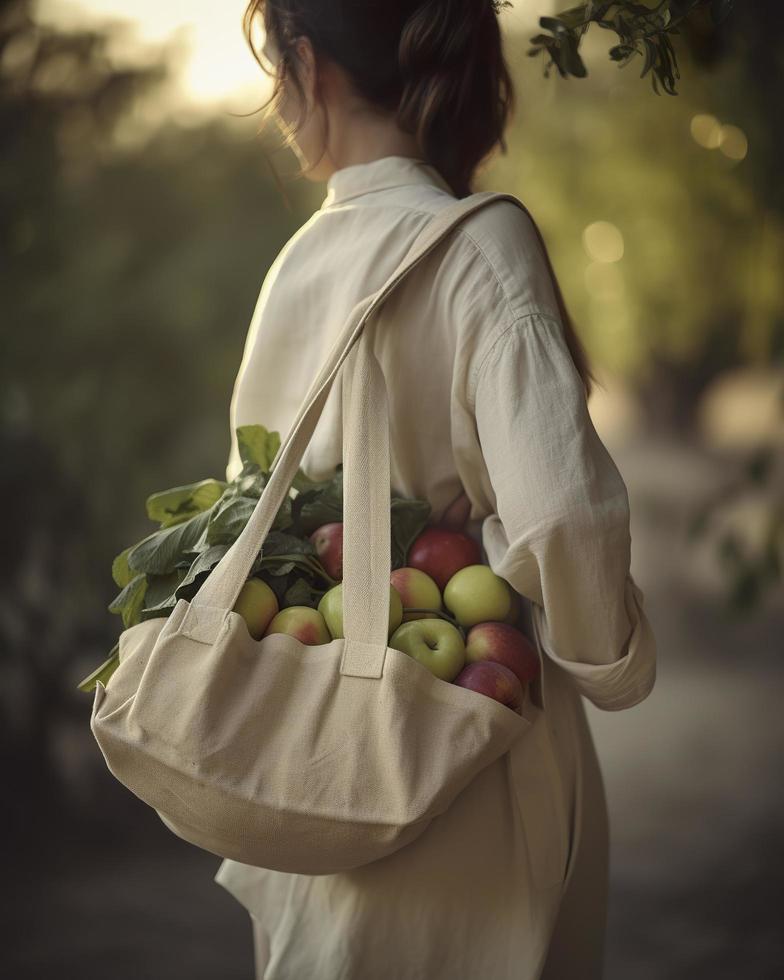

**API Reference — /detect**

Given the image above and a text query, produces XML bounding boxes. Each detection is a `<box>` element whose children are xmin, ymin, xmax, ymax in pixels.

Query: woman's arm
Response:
<box><xmin>472</xmin><ymin>310</ymin><xmax>657</xmax><ymax>711</ymax></box>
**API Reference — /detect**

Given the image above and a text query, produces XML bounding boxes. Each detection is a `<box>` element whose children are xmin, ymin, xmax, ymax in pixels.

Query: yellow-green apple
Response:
<box><xmin>407</xmin><ymin>526</ymin><xmax>482</xmax><ymax>592</ymax></box>
<box><xmin>443</xmin><ymin>564</ymin><xmax>512</xmax><ymax>628</ymax></box>
<box><xmin>465</xmin><ymin>621</ymin><xmax>540</xmax><ymax>687</ymax></box>
<box><xmin>390</xmin><ymin>567</ymin><xmax>442</xmax><ymax>622</ymax></box>
<box><xmin>263</xmin><ymin>606</ymin><xmax>332</xmax><ymax>645</ymax></box>
<box><xmin>389</xmin><ymin>619</ymin><xmax>466</xmax><ymax>682</ymax></box>
<box><xmin>454</xmin><ymin>661</ymin><xmax>524</xmax><ymax>714</ymax></box>
<box><xmin>318</xmin><ymin>582</ymin><xmax>404</xmax><ymax>640</ymax></box>
<box><xmin>232</xmin><ymin>577</ymin><xmax>279</xmax><ymax>640</ymax></box>
<box><xmin>309</xmin><ymin>521</ymin><xmax>343</xmax><ymax>580</ymax></box>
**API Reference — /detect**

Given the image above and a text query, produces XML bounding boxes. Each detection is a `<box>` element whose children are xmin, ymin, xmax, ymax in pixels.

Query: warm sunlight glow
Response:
<box><xmin>36</xmin><ymin>0</ymin><xmax>269</xmax><ymax>108</ymax></box>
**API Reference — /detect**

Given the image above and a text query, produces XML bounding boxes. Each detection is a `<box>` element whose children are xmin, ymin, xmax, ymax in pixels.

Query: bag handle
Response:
<box><xmin>193</xmin><ymin>190</ymin><xmax>526</xmax><ymax>669</ymax></box>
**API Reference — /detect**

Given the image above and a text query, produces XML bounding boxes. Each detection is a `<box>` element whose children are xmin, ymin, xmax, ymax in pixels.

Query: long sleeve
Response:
<box><xmin>472</xmin><ymin>311</ymin><xmax>657</xmax><ymax>711</ymax></box>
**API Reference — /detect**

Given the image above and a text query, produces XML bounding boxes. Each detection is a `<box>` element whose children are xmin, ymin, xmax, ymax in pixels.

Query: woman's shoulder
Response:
<box><xmin>450</xmin><ymin>194</ymin><xmax>561</xmax><ymax>324</ymax></box>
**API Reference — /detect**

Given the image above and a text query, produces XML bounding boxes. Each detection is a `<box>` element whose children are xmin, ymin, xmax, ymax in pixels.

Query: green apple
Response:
<box><xmin>389</xmin><ymin>619</ymin><xmax>466</xmax><ymax>682</ymax></box>
<box><xmin>390</xmin><ymin>566</ymin><xmax>442</xmax><ymax>622</ymax></box>
<box><xmin>443</xmin><ymin>564</ymin><xmax>512</xmax><ymax>628</ymax></box>
<box><xmin>232</xmin><ymin>577</ymin><xmax>279</xmax><ymax>640</ymax></box>
<box><xmin>263</xmin><ymin>606</ymin><xmax>332</xmax><ymax>645</ymax></box>
<box><xmin>317</xmin><ymin>582</ymin><xmax>404</xmax><ymax>640</ymax></box>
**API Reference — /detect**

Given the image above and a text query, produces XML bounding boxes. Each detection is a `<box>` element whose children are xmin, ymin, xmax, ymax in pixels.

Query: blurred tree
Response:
<box><xmin>515</xmin><ymin>0</ymin><xmax>783</xmax><ymax>612</ymax></box>
<box><xmin>0</xmin><ymin>0</ymin><xmax>305</xmax><ymax>810</ymax></box>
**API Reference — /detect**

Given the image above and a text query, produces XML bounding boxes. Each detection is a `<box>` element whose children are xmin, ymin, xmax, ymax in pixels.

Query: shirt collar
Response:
<box><xmin>320</xmin><ymin>154</ymin><xmax>453</xmax><ymax>209</ymax></box>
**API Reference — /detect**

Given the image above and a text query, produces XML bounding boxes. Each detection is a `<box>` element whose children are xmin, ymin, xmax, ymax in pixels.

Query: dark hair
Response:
<box><xmin>241</xmin><ymin>0</ymin><xmax>598</xmax><ymax>399</ymax></box>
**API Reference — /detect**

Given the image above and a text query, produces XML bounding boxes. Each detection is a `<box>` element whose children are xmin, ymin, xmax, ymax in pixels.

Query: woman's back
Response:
<box><xmin>217</xmin><ymin>153</ymin><xmax>657</xmax><ymax>980</ymax></box>
<box><xmin>227</xmin><ymin>155</ymin><xmax>560</xmax><ymax>522</ymax></box>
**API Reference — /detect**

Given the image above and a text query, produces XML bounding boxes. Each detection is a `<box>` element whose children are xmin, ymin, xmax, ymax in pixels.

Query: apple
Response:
<box><xmin>407</xmin><ymin>526</ymin><xmax>482</xmax><ymax>592</ymax></box>
<box><xmin>309</xmin><ymin>521</ymin><xmax>343</xmax><ymax>581</ymax></box>
<box><xmin>454</xmin><ymin>661</ymin><xmax>524</xmax><ymax>714</ymax></box>
<box><xmin>389</xmin><ymin>619</ymin><xmax>466</xmax><ymax>682</ymax></box>
<box><xmin>263</xmin><ymin>606</ymin><xmax>332</xmax><ymax>645</ymax></box>
<box><xmin>318</xmin><ymin>582</ymin><xmax>404</xmax><ymax>640</ymax></box>
<box><xmin>443</xmin><ymin>564</ymin><xmax>512</xmax><ymax>628</ymax></box>
<box><xmin>465</xmin><ymin>621</ymin><xmax>540</xmax><ymax>688</ymax></box>
<box><xmin>440</xmin><ymin>490</ymin><xmax>471</xmax><ymax>531</ymax></box>
<box><xmin>232</xmin><ymin>577</ymin><xmax>279</xmax><ymax>640</ymax></box>
<box><xmin>390</xmin><ymin>567</ymin><xmax>442</xmax><ymax>622</ymax></box>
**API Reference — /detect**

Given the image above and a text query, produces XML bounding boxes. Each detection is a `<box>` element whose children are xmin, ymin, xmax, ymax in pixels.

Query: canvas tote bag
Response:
<box><xmin>90</xmin><ymin>190</ymin><xmax>540</xmax><ymax>876</ymax></box>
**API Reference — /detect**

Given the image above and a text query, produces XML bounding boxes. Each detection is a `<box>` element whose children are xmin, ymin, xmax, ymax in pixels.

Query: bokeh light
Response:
<box><xmin>582</xmin><ymin>220</ymin><xmax>625</xmax><ymax>263</ymax></box>
<box><xmin>690</xmin><ymin>112</ymin><xmax>723</xmax><ymax>148</ymax></box>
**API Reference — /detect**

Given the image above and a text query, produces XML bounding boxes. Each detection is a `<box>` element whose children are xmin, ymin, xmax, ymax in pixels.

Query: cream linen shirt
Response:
<box><xmin>215</xmin><ymin>155</ymin><xmax>657</xmax><ymax>980</ymax></box>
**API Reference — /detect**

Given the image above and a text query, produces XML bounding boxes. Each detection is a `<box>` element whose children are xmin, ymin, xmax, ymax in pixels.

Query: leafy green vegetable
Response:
<box><xmin>237</xmin><ymin>423</ymin><xmax>281</xmax><ymax>471</ymax></box>
<box><xmin>146</xmin><ymin>478</ymin><xmax>227</xmax><ymax>528</ymax></box>
<box><xmin>78</xmin><ymin>423</ymin><xmax>437</xmax><ymax>692</ymax></box>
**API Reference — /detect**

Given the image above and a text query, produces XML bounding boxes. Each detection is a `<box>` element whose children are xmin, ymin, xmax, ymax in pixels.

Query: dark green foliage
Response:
<box><xmin>527</xmin><ymin>0</ymin><xmax>736</xmax><ymax>94</ymax></box>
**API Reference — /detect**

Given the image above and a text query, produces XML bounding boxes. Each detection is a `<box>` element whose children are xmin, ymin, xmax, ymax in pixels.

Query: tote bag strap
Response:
<box><xmin>193</xmin><ymin>191</ymin><xmax>526</xmax><ymax>659</ymax></box>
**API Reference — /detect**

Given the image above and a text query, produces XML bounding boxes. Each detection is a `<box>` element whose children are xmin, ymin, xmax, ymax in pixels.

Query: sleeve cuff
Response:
<box><xmin>531</xmin><ymin>573</ymin><xmax>657</xmax><ymax>711</ymax></box>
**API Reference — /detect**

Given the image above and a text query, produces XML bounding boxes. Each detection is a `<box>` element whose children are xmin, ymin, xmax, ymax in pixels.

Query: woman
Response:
<box><xmin>214</xmin><ymin>2</ymin><xmax>658</xmax><ymax>978</ymax></box>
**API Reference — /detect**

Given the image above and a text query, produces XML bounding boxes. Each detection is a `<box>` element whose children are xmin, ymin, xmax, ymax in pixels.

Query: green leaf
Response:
<box><xmin>207</xmin><ymin>495</ymin><xmax>260</xmax><ymax>545</ymax></box>
<box><xmin>290</xmin><ymin>467</ymin><xmax>344</xmax><ymax>536</ymax></box>
<box><xmin>76</xmin><ymin>642</ymin><xmax>120</xmax><ymax>693</ymax></box>
<box><xmin>111</xmin><ymin>545</ymin><xmax>136</xmax><ymax>588</ymax></box>
<box><xmin>142</xmin><ymin>568</ymin><xmax>188</xmax><ymax>613</ymax></box>
<box><xmin>126</xmin><ymin>508</ymin><xmax>213</xmax><ymax>575</ymax></box>
<box><xmin>228</xmin><ymin>467</ymin><xmax>268</xmax><ymax>500</ymax></box>
<box><xmin>206</xmin><ymin>492</ymin><xmax>292</xmax><ymax>546</ymax></box>
<box><xmin>257</xmin><ymin>529</ymin><xmax>318</xmax><ymax>561</ymax></box>
<box><xmin>108</xmin><ymin>572</ymin><xmax>148</xmax><ymax>628</ymax></box>
<box><xmin>283</xmin><ymin>575</ymin><xmax>320</xmax><ymax>608</ymax></box>
<box><xmin>291</xmin><ymin>467</ymin><xmax>326</xmax><ymax>495</ymax></box>
<box><xmin>641</xmin><ymin>38</ymin><xmax>656</xmax><ymax>78</ymax></box>
<box><xmin>237</xmin><ymin>424</ymin><xmax>282</xmax><ymax>473</ymax></box>
<box><xmin>146</xmin><ymin>478</ymin><xmax>227</xmax><ymax>528</ymax></box>
<box><xmin>390</xmin><ymin>497</ymin><xmax>432</xmax><ymax>570</ymax></box>
<box><xmin>609</xmin><ymin>43</ymin><xmax>635</xmax><ymax>63</ymax></box>
<box><xmin>559</xmin><ymin>31</ymin><xmax>588</xmax><ymax>77</ymax></box>
<box><xmin>175</xmin><ymin>544</ymin><xmax>230</xmax><ymax>593</ymax></box>
<box><xmin>539</xmin><ymin>15</ymin><xmax>568</xmax><ymax>34</ymax></box>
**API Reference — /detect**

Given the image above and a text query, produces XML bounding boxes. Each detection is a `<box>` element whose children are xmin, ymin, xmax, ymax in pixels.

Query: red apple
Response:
<box><xmin>407</xmin><ymin>526</ymin><xmax>482</xmax><ymax>593</ymax></box>
<box><xmin>465</xmin><ymin>621</ymin><xmax>540</xmax><ymax>688</ymax></box>
<box><xmin>453</xmin><ymin>661</ymin><xmax>524</xmax><ymax>714</ymax></box>
<box><xmin>440</xmin><ymin>490</ymin><xmax>471</xmax><ymax>530</ymax></box>
<box><xmin>309</xmin><ymin>522</ymin><xmax>343</xmax><ymax>580</ymax></box>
